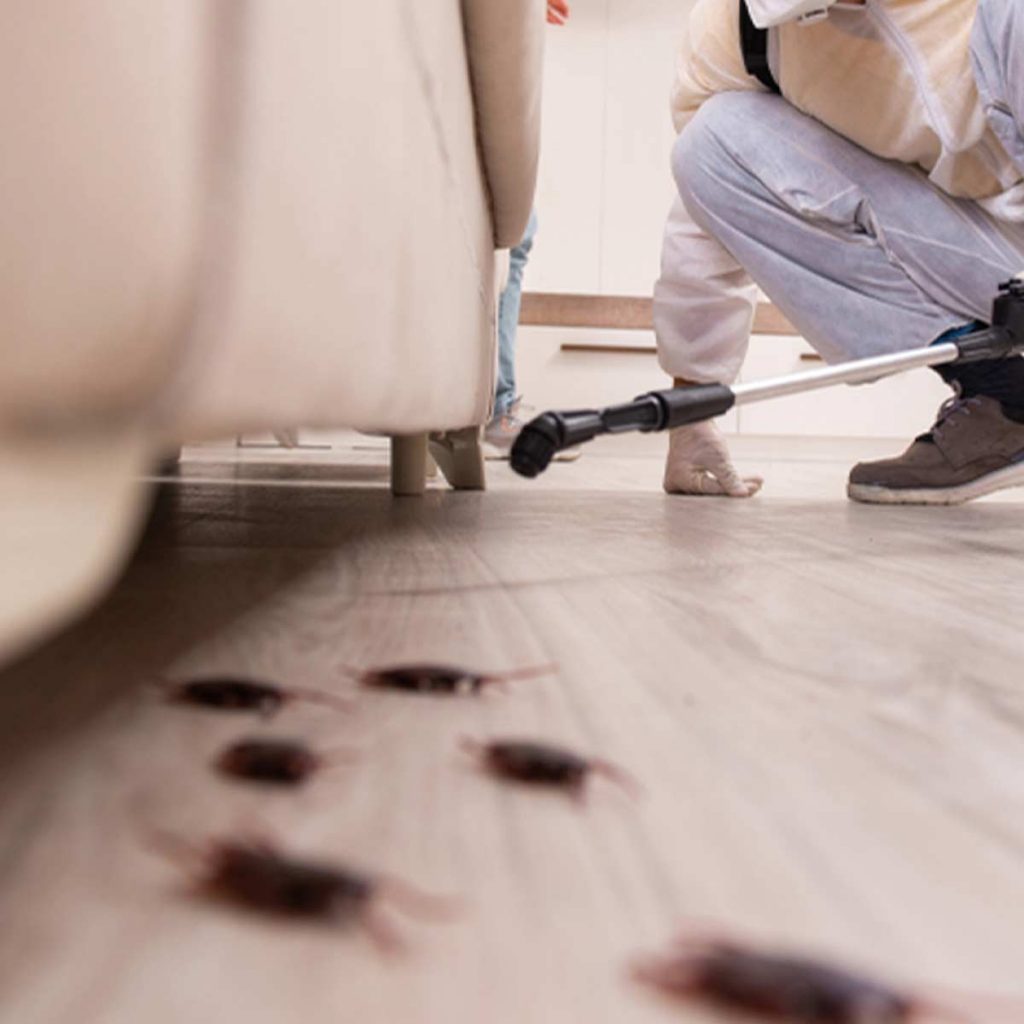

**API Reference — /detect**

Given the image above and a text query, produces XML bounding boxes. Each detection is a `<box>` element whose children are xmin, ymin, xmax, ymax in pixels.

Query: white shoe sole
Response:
<box><xmin>483</xmin><ymin>441</ymin><xmax>512</xmax><ymax>461</ymax></box>
<box><xmin>847</xmin><ymin>459</ymin><xmax>1024</xmax><ymax>505</ymax></box>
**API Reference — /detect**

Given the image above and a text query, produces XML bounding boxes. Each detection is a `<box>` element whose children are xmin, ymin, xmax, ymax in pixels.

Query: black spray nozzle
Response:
<box><xmin>509</xmin><ymin>414</ymin><xmax>561</xmax><ymax>478</ymax></box>
<box><xmin>510</xmin><ymin>410</ymin><xmax>605</xmax><ymax>477</ymax></box>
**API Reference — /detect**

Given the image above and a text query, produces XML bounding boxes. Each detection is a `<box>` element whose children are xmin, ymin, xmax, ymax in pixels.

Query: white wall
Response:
<box><xmin>528</xmin><ymin>0</ymin><xmax>687</xmax><ymax>295</ymax></box>
<box><xmin>517</xmin><ymin>0</ymin><xmax>950</xmax><ymax>439</ymax></box>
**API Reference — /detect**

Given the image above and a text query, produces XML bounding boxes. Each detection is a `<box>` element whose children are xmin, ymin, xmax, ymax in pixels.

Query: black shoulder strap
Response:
<box><xmin>739</xmin><ymin>1</ymin><xmax>780</xmax><ymax>94</ymax></box>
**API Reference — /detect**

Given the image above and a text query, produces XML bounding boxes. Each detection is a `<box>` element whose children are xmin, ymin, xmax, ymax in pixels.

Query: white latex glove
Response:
<box><xmin>663</xmin><ymin>421</ymin><xmax>763</xmax><ymax>498</ymax></box>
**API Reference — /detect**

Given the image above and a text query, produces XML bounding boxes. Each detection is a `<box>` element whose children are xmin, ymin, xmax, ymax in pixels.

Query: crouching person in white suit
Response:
<box><xmin>654</xmin><ymin>0</ymin><xmax>1024</xmax><ymax>504</ymax></box>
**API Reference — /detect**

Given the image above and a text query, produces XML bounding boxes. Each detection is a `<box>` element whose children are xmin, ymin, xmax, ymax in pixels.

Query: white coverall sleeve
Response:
<box><xmin>653</xmin><ymin>196</ymin><xmax>758</xmax><ymax>385</ymax></box>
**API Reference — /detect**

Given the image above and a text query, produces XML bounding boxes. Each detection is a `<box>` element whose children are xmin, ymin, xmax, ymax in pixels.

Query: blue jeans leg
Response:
<box><xmin>495</xmin><ymin>210</ymin><xmax>538</xmax><ymax>416</ymax></box>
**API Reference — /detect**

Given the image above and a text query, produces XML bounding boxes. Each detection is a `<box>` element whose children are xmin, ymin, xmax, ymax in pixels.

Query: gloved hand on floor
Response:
<box><xmin>663</xmin><ymin>420</ymin><xmax>763</xmax><ymax>498</ymax></box>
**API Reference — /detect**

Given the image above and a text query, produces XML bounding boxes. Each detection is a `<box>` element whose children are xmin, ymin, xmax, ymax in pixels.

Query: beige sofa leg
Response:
<box><xmin>390</xmin><ymin>434</ymin><xmax>428</xmax><ymax>496</ymax></box>
<box><xmin>428</xmin><ymin>428</ymin><xmax>486</xmax><ymax>491</ymax></box>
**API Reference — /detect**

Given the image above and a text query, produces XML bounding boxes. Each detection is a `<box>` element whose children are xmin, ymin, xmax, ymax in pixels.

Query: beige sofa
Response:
<box><xmin>0</xmin><ymin>0</ymin><xmax>544</xmax><ymax>664</ymax></box>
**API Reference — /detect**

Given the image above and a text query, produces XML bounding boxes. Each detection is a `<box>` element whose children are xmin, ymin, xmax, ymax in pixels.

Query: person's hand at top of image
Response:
<box><xmin>547</xmin><ymin>0</ymin><xmax>570</xmax><ymax>26</ymax></box>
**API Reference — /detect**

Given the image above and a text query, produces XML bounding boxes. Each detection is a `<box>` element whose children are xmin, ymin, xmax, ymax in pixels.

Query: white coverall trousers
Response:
<box><xmin>654</xmin><ymin>3</ymin><xmax>1024</xmax><ymax>385</ymax></box>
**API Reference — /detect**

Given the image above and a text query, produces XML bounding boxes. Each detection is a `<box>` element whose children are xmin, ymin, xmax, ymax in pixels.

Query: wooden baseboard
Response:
<box><xmin>520</xmin><ymin>292</ymin><xmax>796</xmax><ymax>336</ymax></box>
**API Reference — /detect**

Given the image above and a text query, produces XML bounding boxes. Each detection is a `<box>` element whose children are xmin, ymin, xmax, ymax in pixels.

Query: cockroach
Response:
<box><xmin>461</xmin><ymin>737</ymin><xmax>641</xmax><ymax>801</ymax></box>
<box><xmin>147</xmin><ymin>831</ymin><xmax>457</xmax><ymax>953</ymax></box>
<box><xmin>164</xmin><ymin>677</ymin><xmax>351</xmax><ymax>717</ymax></box>
<box><xmin>344</xmin><ymin>662</ymin><xmax>556</xmax><ymax>696</ymax></box>
<box><xmin>215</xmin><ymin>738</ymin><xmax>356</xmax><ymax>786</ymax></box>
<box><xmin>632</xmin><ymin>936</ymin><xmax>980</xmax><ymax>1022</ymax></box>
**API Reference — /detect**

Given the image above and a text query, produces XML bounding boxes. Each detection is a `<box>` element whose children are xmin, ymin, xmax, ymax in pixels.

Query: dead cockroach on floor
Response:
<box><xmin>461</xmin><ymin>738</ymin><xmax>642</xmax><ymax>801</ymax></box>
<box><xmin>632</xmin><ymin>934</ymin><xmax>986</xmax><ymax>1022</ymax></box>
<box><xmin>343</xmin><ymin>662</ymin><xmax>557</xmax><ymax>696</ymax></box>
<box><xmin>163</xmin><ymin>677</ymin><xmax>352</xmax><ymax>717</ymax></box>
<box><xmin>147</xmin><ymin>831</ymin><xmax>458</xmax><ymax>953</ymax></box>
<box><xmin>214</xmin><ymin>737</ymin><xmax>357</xmax><ymax>786</ymax></box>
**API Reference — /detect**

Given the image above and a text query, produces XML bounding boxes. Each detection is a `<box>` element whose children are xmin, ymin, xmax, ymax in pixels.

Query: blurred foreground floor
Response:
<box><xmin>1</xmin><ymin>435</ymin><xmax>1023</xmax><ymax>1023</ymax></box>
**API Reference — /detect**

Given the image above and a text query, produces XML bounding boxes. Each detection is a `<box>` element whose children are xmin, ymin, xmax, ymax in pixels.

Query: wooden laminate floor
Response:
<box><xmin>2</xmin><ymin>437</ymin><xmax>1023</xmax><ymax>1023</ymax></box>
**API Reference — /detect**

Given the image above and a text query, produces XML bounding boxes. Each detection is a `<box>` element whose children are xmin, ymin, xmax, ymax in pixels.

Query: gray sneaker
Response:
<box><xmin>483</xmin><ymin>407</ymin><xmax>528</xmax><ymax>459</ymax></box>
<box><xmin>847</xmin><ymin>395</ymin><xmax>1024</xmax><ymax>505</ymax></box>
<box><xmin>483</xmin><ymin>399</ymin><xmax>581</xmax><ymax>462</ymax></box>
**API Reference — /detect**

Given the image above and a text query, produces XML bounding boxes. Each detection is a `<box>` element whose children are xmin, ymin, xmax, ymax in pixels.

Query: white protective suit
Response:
<box><xmin>654</xmin><ymin>0</ymin><xmax>1024</xmax><ymax>386</ymax></box>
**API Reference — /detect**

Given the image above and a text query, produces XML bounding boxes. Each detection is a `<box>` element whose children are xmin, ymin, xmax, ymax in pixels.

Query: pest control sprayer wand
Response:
<box><xmin>510</xmin><ymin>277</ymin><xmax>1024</xmax><ymax>479</ymax></box>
